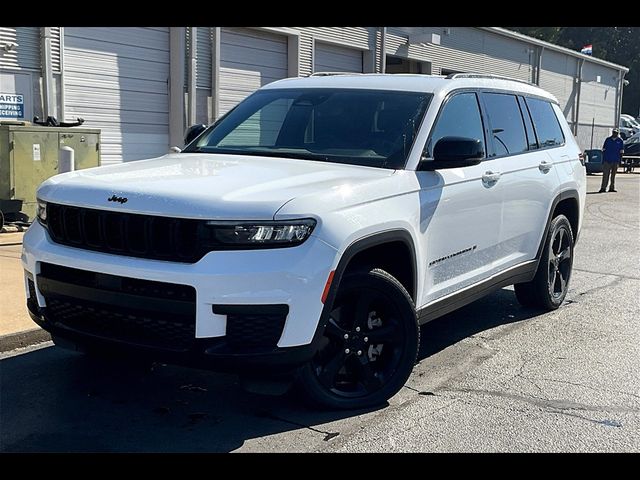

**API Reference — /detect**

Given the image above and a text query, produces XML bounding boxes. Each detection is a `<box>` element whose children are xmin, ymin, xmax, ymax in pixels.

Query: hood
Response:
<box><xmin>37</xmin><ymin>153</ymin><xmax>394</xmax><ymax>220</ymax></box>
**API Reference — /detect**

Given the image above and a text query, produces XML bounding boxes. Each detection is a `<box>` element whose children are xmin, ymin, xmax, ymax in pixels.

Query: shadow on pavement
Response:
<box><xmin>418</xmin><ymin>287</ymin><xmax>540</xmax><ymax>361</ymax></box>
<box><xmin>0</xmin><ymin>287</ymin><xmax>540</xmax><ymax>452</ymax></box>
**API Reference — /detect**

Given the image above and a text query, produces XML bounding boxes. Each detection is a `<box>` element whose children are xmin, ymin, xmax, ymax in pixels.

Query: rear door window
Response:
<box><xmin>482</xmin><ymin>92</ymin><xmax>528</xmax><ymax>157</ymax></box>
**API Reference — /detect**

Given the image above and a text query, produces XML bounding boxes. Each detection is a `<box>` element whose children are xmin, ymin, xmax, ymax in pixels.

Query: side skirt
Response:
<box><xmin>416</xmin><ymin>260</ymin><xmax>537</xmax><ymax>325</ymax></box>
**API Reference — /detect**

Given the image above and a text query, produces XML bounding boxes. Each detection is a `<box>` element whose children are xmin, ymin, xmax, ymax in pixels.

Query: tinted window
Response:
<box><xmin>517</xmin><ymin>96</ymin><xmax>538</xmax><ymax>150</ymax></box>
<box><xmin>483</xmin><ymin>93</ymin><xmax>527</xmax><ymax>156</ymax></box>
<box><xmin>188</xmin><ymin>88</ymin><xmax>432</xmax><ymax>169</ymax></box>
<box><xmin>427</xmin><ymin>92</ymin><xmax>485</xmax><ymax>157</ymax></box>
<box><xmin>525</xmin><ymin>97</ymin><xmax>565</xmax><ymax>148</ymax></box>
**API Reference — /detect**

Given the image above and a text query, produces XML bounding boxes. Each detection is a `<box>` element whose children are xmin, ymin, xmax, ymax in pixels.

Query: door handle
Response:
<box><xmin>539</xmin><ymin>160</ymin><xmax>553</xmax><ymax>173</ymax></box>
<box><xmin>482</xmin><ymin>171</ymin><xmax>502</xmax><ymax>185</ymax></box>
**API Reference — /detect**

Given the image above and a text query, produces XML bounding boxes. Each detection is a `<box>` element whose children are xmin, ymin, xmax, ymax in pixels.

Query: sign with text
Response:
<box><xmin>0</xmin><ymin>93</ymin><xmax>25</xmax><ymax>119</ymax></box>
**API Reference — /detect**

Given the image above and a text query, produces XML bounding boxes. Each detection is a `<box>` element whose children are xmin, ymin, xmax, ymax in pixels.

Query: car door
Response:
<box><xmin>416</xmin><ymin>91</ymin><xmax>504</xmax><ymax>305</ymax></box>
<box><xmin>484</xmin><ymin>93</ymin><xmax>562</xmax><ymax>271</ymax></box>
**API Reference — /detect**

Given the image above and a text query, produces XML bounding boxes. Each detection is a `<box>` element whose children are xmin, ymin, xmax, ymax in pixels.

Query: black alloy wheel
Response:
<box><xmin>514</xmin><ymin>214</ymin><xmax>574</xmax><ymax>310</ymax></box>
<box><xmin>298</xmin><ymin>268</ymin><xmax>419</xmax><ymax>409</ymax></box>
<box><xmin>548</xmin><ymin>223</ymin><xmax>572</xmax><ymax>301</ymax></box>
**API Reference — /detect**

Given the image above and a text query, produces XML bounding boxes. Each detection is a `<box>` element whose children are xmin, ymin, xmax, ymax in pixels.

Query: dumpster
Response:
<box><xmin>0</xmin><ymin>122</ymin><xmax>100</xmax><ymax>227</ymax></box>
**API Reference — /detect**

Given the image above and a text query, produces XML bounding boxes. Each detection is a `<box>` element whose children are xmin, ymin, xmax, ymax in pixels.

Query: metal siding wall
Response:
<box><xmin>50</xmin><ymin>27</ymin><xmax>61</xmax><ymax>73</ymax></box>
<box><xmin>0</xmin><ymin>27</ymin><xmax>40</xmax><ymax>70</ymax></box>
<box><xmin>540</xmin><ymin>49</ymin><xmax>578</xmax><ymax>123</ymax></box>
<box><xmin>0</xmin><ymin>28</ymin><xmax>18</xmax><ymax>69</ymax></box>
<box><xmin>184</xmin><ymin>28</ymin><xmax>190</xmax><ymax>85</ymax></box>
<box><xmin>219</xmin><ymin>28</ymin><xmax>288</xmax><ymax>115</ymax></box>
<box><xmin>295</xmin><ymin>28</ymin><xmax>373</xmax><ymax>75</ymax></box>
<box><xmin>579</xmin><ymin>62</ymin><xmax>617</xmax><ymax>125</ymax></box>
<box><xmin>304</xmin><ymin>27</ymin><xmax>371</xmax><ymax>50</ymax></box>
<box><xmin>375</xmin><ymin>28</ymin><xmax>382</xmax><ymax>73</ymax></box>
<box><xmin>574</xmin><ymin>62</ymin><xmax>618</xmax><ymax>150</ymax></box>
<box><xmin>298</xmin><ymin>31</ymin><xmax>313</xmax><ymax>76</ymax></box>
<box><xmin>480</xmin><ymin>33</ymin><xmax>532</xmax><ymax>81</ymax></box>
<box><xmin>196</xmin><ymin>27</ymin><xmax>212</xmax><ymax>88</ymax></box>
<box><xmin>194</xmin><ymin>27</ymin><xmax>212</xmax><ymax>124</ymax></box>
<box><xmin>64</xmin><ymin>27</ymin><xmax>170</xmax><ymax>165</ymax></box>
<box><xmin>387</xmin><ymin>27</ymin><xmax>532</xmax><ymax>81</ymax></box>
<box><xmin>314</xmin><ymin>42</ymin><xmax>363</xmax><ymax>73</ymax></box>
<box><xmin>196</xmin><ymin>88</ymin><xmax>210</xmax><ymax>125</ymax></box>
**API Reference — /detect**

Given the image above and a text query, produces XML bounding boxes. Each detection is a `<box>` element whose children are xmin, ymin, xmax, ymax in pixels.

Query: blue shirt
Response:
<box><xmin>602</xmin><ymin>136</ymin><xmax>624</xmax><ymax>163</ymax></box>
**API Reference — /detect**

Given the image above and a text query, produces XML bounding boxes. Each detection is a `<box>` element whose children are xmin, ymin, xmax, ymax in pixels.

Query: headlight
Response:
<box><xmin>204</xmin><ymin>219</ymin><xmax>316</xmax><ymax>248</ymax></box>
<box><xmin>36</xmin><ymin>199</ymin><xmax>47</xmax><ymax>227</ymax></box>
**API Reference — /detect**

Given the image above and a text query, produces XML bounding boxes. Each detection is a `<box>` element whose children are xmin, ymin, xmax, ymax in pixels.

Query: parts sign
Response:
<box><xmin>0</xmin><ymin>93</ymin><xmax>25</xmax><ymax>119</ymax></box>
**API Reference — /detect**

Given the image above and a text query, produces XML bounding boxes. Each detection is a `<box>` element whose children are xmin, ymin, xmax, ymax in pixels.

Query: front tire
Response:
<box><xmin>297</xmin><ymin>268</ymin><xmax>419</xmax><ymax>410</ymax></box>
<box><xmin>514</xmin><ymin>214</ymin><xmax>574</xmax><ymax>310</ymax></box>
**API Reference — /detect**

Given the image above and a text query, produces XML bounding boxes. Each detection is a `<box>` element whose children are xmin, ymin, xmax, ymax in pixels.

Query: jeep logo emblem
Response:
<box><xmin>108</xmin><ymin>195</ymin><xmax>128</xmax><ymax>204</ymax></box>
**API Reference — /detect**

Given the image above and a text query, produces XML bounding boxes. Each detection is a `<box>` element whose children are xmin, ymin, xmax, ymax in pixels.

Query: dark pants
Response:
<box><xmin>600</xmin><ymin>162</ymin><xmax>619</xmax><ymax>191</ymax></box>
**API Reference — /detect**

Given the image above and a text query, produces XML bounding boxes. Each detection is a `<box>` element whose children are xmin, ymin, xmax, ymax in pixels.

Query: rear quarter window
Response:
<box><xmin>525</xmin><ymin>97</ymin><xmax>565</xmax><ymax>148</ymax></box>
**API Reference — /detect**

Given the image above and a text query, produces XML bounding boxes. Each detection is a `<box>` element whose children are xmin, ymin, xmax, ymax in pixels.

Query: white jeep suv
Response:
<box><xmin>23</xmin><ymin>73</ymin><xmax>586</xmax><ymax>409</ymax></box>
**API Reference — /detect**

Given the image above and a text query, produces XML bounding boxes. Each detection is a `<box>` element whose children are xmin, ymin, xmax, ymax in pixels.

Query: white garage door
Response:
<box><xmin>64</xmin><ymin>27</ymin><xmax>170</xmax><ymax>165</ymax></box>
<box><xmin>219</xmin><ymin>28</ymin><xmax>288</xmax><ymax>115</ymax></box>
<box><xmin>314</xmin><ymin>42</ymin><xmax>363</xmax><ymax>73</ymax></box>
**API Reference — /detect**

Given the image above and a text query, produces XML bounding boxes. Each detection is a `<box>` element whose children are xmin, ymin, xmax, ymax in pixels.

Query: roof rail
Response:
<box><xmin>309</xmin><ymin>71</ymin><xmax>363</xmax><ymax>77</ymax></box>
<box><xmin>445</xmin><ymin>72</ymin><xmax>534</xmax><ymax>86</ymax></box>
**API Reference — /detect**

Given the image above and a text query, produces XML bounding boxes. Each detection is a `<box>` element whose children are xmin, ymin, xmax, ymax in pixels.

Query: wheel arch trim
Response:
<box><xmin>535</xmin><ymin>189</ymin><xmax>580</xmax><ymax>266</ymax></box>
<box><xmin>308</xmin><ymin>229</ymin><xmax>418</xmax><ymax>351</ymax></box>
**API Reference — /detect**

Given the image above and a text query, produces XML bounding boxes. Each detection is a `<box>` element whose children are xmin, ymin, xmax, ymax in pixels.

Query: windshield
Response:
<box><xmin>184</xmin><ymin>88</ymin><xmax>432</xmax><ymax>169</ymax></box>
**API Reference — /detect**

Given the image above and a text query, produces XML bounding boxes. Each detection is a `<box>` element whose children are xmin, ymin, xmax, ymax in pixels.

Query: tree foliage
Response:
<box><xmin>507</xmin><ymin>27</ymin><xmax>640</xmax><ymax>117</ymax></box>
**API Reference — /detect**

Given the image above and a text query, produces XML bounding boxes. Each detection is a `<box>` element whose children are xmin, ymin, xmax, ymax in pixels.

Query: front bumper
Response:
<box><xmin>22</xmin><ymin>221</ymin><xmax>338</xmax><ymax>360</ymax></box>
<box><xmin>27</xmin><ymin>304</ymin><xmax>320</xmax><ymax>373</ymax></box>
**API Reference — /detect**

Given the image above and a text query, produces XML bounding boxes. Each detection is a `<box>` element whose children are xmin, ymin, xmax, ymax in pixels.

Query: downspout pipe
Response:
<box><xmin>41</xmin><ymin>27</ymin><xmax>56</xmax><ymax>118</ymax></box>
<box><xmin>574</xmin><ymin>57</ymin><xmax>584</xmax><ymax>136</ymax></box>
<box><xmin>536</xmin><ymin>46</ymin><xmax>545</xmax><ymax>85</ymax></box>
<box><xmin>616</xmin><ymin>69</ymin><xmax>627</xmax><ymax>124</ymax></box>
<box><xmin>187</xmin><ymin>27</ymin><xmax>197</xmax><ymax>126</ymax></box>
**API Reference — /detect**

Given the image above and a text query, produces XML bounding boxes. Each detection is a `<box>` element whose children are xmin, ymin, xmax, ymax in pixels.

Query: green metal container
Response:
<box><xmin>0</xmin><ymin>123</ymin><xmax>101</xmax><ymax>224</ymax></box>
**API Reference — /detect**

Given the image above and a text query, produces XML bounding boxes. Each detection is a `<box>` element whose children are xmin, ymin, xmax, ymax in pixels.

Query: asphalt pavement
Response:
<box><xmin>1</xmin><ymin>174</ymin><xmax>638</xmax><ymax>452</ymax></box>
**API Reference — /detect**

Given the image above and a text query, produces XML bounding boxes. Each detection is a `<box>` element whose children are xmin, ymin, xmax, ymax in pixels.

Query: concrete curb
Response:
<box><xmin>0</xmin><ymin>328</ymin><xmax>51</xmax><ymax>353</ymax></box>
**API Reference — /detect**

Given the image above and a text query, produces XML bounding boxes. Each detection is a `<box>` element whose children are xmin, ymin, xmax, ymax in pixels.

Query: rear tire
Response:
<box><xmin>297</xmin><ymin>268</ymin><xmax>419</xmax><ymax>410</ymax></box>
<box><xmin>514</xmin><ymin>214</ymin><xmax>574</xmax><ymax>310</ymax></box>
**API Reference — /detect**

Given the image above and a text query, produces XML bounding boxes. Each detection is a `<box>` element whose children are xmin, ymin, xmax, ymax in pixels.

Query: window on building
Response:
<box><xmin>426</xmin><ymin>92</ymin><xmax>485</xmax><ymax>158</ymax></box>
<box><xmin>525</xmin><ymin>97</ymin><xmax>565</xmax><ymax>148</ymax></box>
<box><xmin>482</xmin><ymin>93</ymin><xmax>528</xmax><ymax>156</ymax></box>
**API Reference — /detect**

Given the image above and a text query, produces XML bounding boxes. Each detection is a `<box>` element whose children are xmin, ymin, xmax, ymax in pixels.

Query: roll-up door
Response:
<box><xmin>219</xmin><ymin>28</ymin><xmax>288</xmax><ymax>115</ymax></box>
<box><xmin>64</xmin><ymin>27</ymin><xmax>170</xmax><ymax>165</ymax></box>
<box><xmin>0</xmin><ymin>27</ymin><xmax>40</xmax><ymax>70</ymax></box>
<box><xmin>314</xmin><ymin>42</ymin><xmax>363</xmax><ymax>73</ymax></box>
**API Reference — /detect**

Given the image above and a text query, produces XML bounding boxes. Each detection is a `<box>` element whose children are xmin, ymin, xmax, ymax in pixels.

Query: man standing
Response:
<box><xmin>599</xmin><ymin>128</ymin><xmax>624</xmax><ymax>193</ymax></box>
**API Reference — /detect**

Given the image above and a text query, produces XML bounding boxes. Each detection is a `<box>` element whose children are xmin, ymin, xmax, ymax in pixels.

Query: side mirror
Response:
<box><xmin>419</xmin><ymin>136</ymin><xmax>484</xmax><ymax>171</ymax></box>
<box><xmin>184</xmin><ymin>124</ymin><xmax>207</xmax><ymax>145</ymax></box>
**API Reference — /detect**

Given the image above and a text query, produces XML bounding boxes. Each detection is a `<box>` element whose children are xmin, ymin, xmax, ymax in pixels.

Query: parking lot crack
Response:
<box><xmin>443</xmin><ymin>387</ymin><xmax>639</xmax><ymax>414</ymax></box>
<box><xmin>522</xmin><ymin>376</ymin><xmax>640</xmax><ymax>402</ymax></box>
<box><xmin>255</xmin><ymin>410</ymin><xmax>340</xmax><ymax>441</ymax></box>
